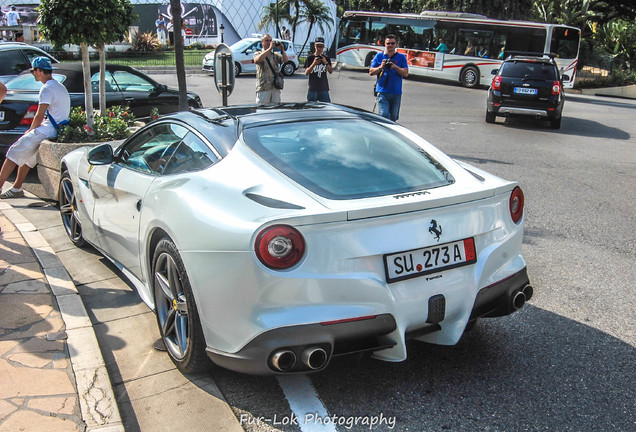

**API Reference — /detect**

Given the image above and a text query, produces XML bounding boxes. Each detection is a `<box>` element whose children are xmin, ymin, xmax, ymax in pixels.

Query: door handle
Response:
<box><xmin>136</xmin><ymin>199</ymin><xmax>142</xmax><ymax>211</ymax></box>
<box><xmin>125</xmin><ymin>97</ymin><xmax>135</xmax><ymax>101</ymax></box>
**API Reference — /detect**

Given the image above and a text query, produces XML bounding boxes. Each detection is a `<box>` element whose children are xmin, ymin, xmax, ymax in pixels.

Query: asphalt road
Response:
<box><xmin>26</xmin><ymin>68</ymin><xmax>636</xmax><ymax>432</ymax></box>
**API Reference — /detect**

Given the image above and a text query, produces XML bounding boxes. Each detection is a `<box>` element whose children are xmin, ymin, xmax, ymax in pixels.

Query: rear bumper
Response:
<box><xmin>487</xmin><ymin>92</ymin><xmax>563</xmax><ymax>120</ymax></box>
<box><xmin>206</xmin><ymin>314</ymin><xmax>398</xmax><ymax>375</ymax></box>
<box><xmin>206</xmin><ymin>267</ymin><xmax>531</xmax><ymax>375</ymax></box>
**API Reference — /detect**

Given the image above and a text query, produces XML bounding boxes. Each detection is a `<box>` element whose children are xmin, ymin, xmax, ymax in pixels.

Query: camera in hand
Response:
<box><xmin>275</xmin><ymin>41</ymin><xmax>282</xmax><ymax>47</ymax></box>
<box><xmin>384</xmin><ymin>59</ymin><xmax>393</xmax><ymax>68</ymax></box>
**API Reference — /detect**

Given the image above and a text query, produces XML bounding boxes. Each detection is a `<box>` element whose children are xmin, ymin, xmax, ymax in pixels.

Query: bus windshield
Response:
<box><xmin>550</xmin><ymin>26</ymin><xmax>580</xmax><ymax>59</ymax></box>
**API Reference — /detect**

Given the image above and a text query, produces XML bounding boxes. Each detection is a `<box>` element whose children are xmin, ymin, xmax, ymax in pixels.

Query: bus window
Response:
<box><xmin>434</xmin><ymin>21</ymin><xmax>459</xmax><ymax>54</ymax></box>
<box><xmin>506</xmin><ymin>28</ymin><xmax>546</xmax><ymax>54</ymax></box>
<box><xmin>550</xmin><ymin>27</ymin><xmax>580</xmax><ymax>59</ymax></box>
<box><xmin>340</xmin><ymin>19</ymin><xmax>368</xmax><ymax>45</ymax></box>
<box><xmin>458</xmin><ymin>29</ymin><xmax>494</xmax><ymax>57</ymax></box>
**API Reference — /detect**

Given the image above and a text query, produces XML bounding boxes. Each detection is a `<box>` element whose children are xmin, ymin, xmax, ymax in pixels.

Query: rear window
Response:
<box><xmin>501</xmin><ymin>61</ymin><xmax>558</xmax><ymax>80</ymax></box>
<box><xmin>6</xmin><ymin>73</ymin><xmax>66</xmax><ymax>90</ymax></box>
<box><xmin>243</xmin><ymin>119</ymin><xmax>454</xmax><ymax>200</ymax></box>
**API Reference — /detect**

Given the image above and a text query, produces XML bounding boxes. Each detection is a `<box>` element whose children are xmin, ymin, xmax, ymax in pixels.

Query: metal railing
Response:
<box><xmin>51</xmin><ymin>50</ymin><xmax>209</xmax><ymax>68</ymax></box>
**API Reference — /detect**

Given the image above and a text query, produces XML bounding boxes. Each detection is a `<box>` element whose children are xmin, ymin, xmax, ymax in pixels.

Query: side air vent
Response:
<box><xmin>245</xmin><ymin>193</ymin><xmax>305</xmax><ymax>210</ymax></box>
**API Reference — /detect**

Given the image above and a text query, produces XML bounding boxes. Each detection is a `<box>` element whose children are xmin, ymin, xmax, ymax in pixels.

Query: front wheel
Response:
<box><xmin>234</xmin><ymin>62</ymin><xmax>241</xmax><ymax>77</ymax></box>
<box><xmin>282</xmin><ymin>61</ymin><xmax>296</xmax><ymax>76</ymax></box>
<box><xmin>59</xmin><ymin>170</ymin><xmax>85</xmax><ymax>247</ymax></box>
<box><xmin>153</xmin><ymin>238</ymin><xmax>210</xmax><ymax>373</ymax></box>
<box><xmin>461</xmin><ymin>66</ymin><xmax>480</xmax><ymax>88</ymax></box>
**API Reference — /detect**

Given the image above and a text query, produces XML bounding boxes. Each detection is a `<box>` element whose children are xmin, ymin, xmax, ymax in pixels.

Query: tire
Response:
<box><xmin>234</xmin><ymin>62</ymin><xmax>241</xmax><ymax>77</ymax></box>
<box><xmin>461</xmin><ymin>66</ymin><xmax>480</xmax><ymax>88</ymax></box>
<box><xmin>282</xmin><ymin>61</ymin><xmax>296</xmax><ymax>76</ymax></box>
<box><xmin>152</xmin><ymin>238</ymin><xmax>210</xmax><ymax>373</ymax></box>
<box><xmin>485</xmin><ymin>110</ymin><xmax>496</xmax><ymax>123</ymax></box>
<box><xmin>59</xmin><ymin>170</ymin><xmax>85</xmax><ymax>247</ymax></box>
<box><xmin>550</xmin><ymin>116</ymin><xmax>562</xmax><ymax>129</ymax></box>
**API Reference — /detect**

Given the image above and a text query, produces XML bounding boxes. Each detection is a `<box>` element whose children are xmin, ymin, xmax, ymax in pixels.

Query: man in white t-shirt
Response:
<box><xmin>6</xmin><ymin>6</ymin><xmax>20</xmax><ymax>26</ymax></box>
<box><xmin>0</xmin><ymin>57</ymin><xmax>70</xmax><ymax>198</ymax></box>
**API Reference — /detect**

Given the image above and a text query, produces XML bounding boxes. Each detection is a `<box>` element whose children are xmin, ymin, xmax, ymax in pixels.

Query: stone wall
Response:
<box><xmin>33</xmin><ymin>139</ymin><xmax>124</xmax><ymax>201</ymax></box>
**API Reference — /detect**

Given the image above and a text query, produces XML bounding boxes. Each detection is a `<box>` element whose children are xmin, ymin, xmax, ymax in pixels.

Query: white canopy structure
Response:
<box><xmin>0</xmin><ymin>0</ymin><xmax>338</xmax><ymax>52</ymax></box>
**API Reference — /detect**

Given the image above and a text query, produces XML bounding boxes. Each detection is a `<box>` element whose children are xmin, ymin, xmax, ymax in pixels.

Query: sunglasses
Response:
<box><xmin>385</xmin><ymin>41</ymin><xmax>396</xmax><ymax>45</ymax></box>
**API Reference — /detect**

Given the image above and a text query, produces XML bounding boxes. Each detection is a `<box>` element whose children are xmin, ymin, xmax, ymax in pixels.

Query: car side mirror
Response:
<box><xmin>491</xmin><ymin>69</ymin><xmax>499</xmax><ymax>75</ymax></box>
<box><xmin>561</xmin><ymin>74</ymin><xmax>570</xmax><ymax>81</ymax></box>
<box><xmin>87</xmin><ymin>143</ymin><xmax>114</xmax><ymax>165</ymax></box>
<box><xmin>245</xmin><ymin>49</ymin><xmax>253</xmax><ymax>54</ymax></box>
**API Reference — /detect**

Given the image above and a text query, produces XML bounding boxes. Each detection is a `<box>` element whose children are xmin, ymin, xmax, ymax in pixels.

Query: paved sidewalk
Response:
<box><xmin>0</xmin><ymin>197</ymin><xmax>123</xmax><ymax>432</ymax></box>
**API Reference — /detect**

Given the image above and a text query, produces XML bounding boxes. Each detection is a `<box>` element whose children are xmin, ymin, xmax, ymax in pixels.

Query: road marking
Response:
<box><xmin>277</xmin><ymin>375</ymin><xmax>337</xmax><ymax>432</ymax></box>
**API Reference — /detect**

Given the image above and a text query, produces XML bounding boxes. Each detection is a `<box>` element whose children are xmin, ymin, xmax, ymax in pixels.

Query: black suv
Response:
<box><xmin>486</xmin><ymin>54</ymin><xmax>568</xmax><ymax>129</ymax></box>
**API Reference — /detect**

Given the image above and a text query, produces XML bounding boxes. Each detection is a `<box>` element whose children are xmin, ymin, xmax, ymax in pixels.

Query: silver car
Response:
<box><xmin>203</xmin><ymin>37</ymin><xmax>299</xmax><ymax>77</ymax></box>
<box><xmin>59</xmin><ymin>103</ymin><xmax>532</xmax><ymax>375</ymax></box>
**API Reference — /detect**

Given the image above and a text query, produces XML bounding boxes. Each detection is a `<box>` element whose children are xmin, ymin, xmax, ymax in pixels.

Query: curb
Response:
<box><xmin>0</xmin><ymin>195</ymin><xmax>124</xmax><ymax>432</ymax></box>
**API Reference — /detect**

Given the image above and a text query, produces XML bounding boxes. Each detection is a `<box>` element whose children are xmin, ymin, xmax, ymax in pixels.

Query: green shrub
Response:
<box><xmin>57</xmin><ymin>106</ymin><xmax>136</xmax><ymax>143</ymax></box>
<box><xmin>575</xmin><ymin>69</ymin><xmax>636</xmax><ymax>88</ymax></box>
<box><xmin>132</xmin><ymin>31</ymin><xmax>160</xmax><ymax>52</ymax></box>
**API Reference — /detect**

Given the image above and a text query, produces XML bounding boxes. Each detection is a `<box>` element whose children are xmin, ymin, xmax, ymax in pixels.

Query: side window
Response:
<box><xmin>0</xmin><ymin>50</ymin><xmax>29</xmax><ymax>75</ymax></box>
<box><xmin>163</xmin><ymin>132</ymin><xmax>218</xmax><ymax>175</ymax></box>
<box><xmin>118</xmin><ymin>123</ymin><xmax>188</xmax><ymax>174</ymax></box>
<box><xmin>90</xmin><ymin>71</ymin><xmax>118</xmax><ymax>92</ymax></box>
<box><xmin>24</xmin><ymin>50</ymin><xmax>51</xmax><ymax>65</ymax></box>
<box><xmin>111</xmin><ymin>70</ymin><xmax>156</xmax><ymax>92</ymax></box>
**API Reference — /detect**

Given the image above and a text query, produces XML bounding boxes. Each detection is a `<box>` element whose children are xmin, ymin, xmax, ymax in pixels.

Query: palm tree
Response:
<box><xmin>297</xmin><ymin>0</ymin><xmax>334</xmax><ymax>57</ymax></box>
<box><xmin>258</xmin><ymin>2</ymin><xmax>293</xmax><ymax>38</ymax></box>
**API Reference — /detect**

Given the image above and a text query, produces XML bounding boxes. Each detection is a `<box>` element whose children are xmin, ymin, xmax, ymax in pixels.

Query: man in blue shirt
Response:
<box><xmin>369</xmin><ymin>34</ymin><xmax>409</xmax><ymax>121</ymax></box>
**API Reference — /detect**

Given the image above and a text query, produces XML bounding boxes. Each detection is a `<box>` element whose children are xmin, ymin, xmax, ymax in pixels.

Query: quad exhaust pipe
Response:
<box><xmin>270</xmin><ymin>347</ymin><xmax>329</xmax><ymax>372</ymax></box>
<box><xmin>271</xmin><ymin>350</ymin><xmax>296</xmax><ymax>372</ymax></box>
<box><xmin>301</xmin><ymin>347</ymin><xmax>328</xmax><ymax>370</ymax></box>
<box><xmin>512</xmin><ymin>285</ymin><xmax>534</xmax><ymax>310</ymax></box>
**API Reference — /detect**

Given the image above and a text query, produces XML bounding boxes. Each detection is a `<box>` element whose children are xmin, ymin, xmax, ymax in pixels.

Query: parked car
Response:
<box><xmin>203</xmin><ymin>36</ymin><xmax>299</xmax><ymax>76</ymax></box>
<box><xmin>0</xmin><ymin>42</ymin><xmax>59</xmax><ymax>84</ymax></box>
<box><xmin>0</xmin><ymin>63</ymin><xmax>202</xmax><ymax>155</ymax></box>
<box><xmin>486</xmin><ymin>53</ymin><xmax>567</xmax><ymax>129</ymax></box>
<box><xmin>59</xmin><ymin>103</ymin><xmax>532</xmax><ymax>375</ymax></box>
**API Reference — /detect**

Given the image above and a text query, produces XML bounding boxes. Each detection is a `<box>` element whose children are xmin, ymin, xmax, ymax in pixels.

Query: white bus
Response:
<box><xmin>337</xmin><ymin>10</ymin><xmax>581</xmax><ymax>88</ymax></box>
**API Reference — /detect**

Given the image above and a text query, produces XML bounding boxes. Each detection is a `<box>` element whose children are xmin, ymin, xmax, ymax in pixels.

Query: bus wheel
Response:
<box><xmin>461</xmin><ymin>66</ymin><xmax>480</xmax><ymax>88</ymax></box>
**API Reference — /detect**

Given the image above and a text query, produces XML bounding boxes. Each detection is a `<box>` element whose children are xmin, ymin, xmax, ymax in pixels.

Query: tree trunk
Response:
<box><xmin>299</xmin><ymin>23</ymin><xmax>313</xmax><ymax>59</ymax></box>
<box><xmin>98</xmin><ymin>45</ymin><xmax>106</xmax><ymax>114</ymax></box>
<box><xmin>170</xmin><ymin>0</ymin><xmax>188</xmax><ymax>112</ymax></box>
<box><xmin>80</xmin><ymin>43</ymin><xmax>94</xmax><ymax>132</ymax></box>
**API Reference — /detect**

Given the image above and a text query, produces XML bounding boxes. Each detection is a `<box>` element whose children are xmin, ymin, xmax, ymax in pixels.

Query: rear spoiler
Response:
<box><xmin>504</xmin><ymin>51</ymin><xmax>556</xmax><ymax>60</ymax></box>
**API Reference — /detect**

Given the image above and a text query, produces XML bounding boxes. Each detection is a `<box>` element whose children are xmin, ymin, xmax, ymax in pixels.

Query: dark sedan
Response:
<box><xmin>0</xmin><ymin>63</ymin><xmax>202</xmax><ymax>154</ymax></box>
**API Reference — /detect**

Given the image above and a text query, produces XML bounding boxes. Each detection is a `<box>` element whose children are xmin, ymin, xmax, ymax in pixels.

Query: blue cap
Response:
<box><xmin>31</xmin><ymin>56</ymin><xmax>53</xmax><ymax>71</ymax></box>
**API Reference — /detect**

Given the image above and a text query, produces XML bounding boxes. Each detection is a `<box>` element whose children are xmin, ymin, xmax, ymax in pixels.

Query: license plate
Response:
<box><xmin>514</xmin><ymin>87</ymin><xmax>537</xmax><ymax>95</ymax></box>
<box><xmin>384</xmin><ymin>238</ymin><xmax>477</xmax><ymax>283</ymax></box>
<box><xmin>0</xmin><ymin>111</ymin><xmax>4</xmax><ymax>121</ymax></box>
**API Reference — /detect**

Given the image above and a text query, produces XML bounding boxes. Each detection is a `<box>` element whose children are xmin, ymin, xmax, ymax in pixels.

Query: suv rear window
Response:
<box><xmin>501</xmin><ymin>61</ymin><xmax>558</xmax><ymax>80</ymax></box>
<box><xmin>243</xmin><ymin>119</ymin><xmax>454</xmax><ymax>200</ymax></box>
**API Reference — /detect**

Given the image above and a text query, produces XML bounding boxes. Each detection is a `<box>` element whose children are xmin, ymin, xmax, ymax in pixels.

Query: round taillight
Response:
<box><xmin>509</xmin><ymin>187</ymin><xmax>524</xmax><ymax>224</ymax></box>
<box><xmin>255</xmin><ymin>225</ymin><xmax>305</xmax><ymax>269</ymax></box>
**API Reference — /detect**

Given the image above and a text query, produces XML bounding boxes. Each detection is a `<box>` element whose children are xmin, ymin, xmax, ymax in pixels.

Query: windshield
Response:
<box><xmin>6</xmin><ymin>73</ymin><xmax>66</xmax><ymax>90</ymax></box>
<box><xmin>231</xmin><ymin>39</ymin><xmax>255</xmax><ymax>52</ymax></box>
<box><xmin>243</xmin><ymin>119</ymin><xmax>454</xmax><ymax>200</ymax></box>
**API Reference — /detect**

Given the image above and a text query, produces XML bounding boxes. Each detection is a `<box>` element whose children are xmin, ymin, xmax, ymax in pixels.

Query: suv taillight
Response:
<box><xmin>19</xmin><ymin>104</ymin><xmax>39</xmax><ymax>126</ymax></box>
<box><xmin>551</xmin><ymin>80</ymin><xmax>561</xmax><ymax>95</ymax></box>
<box><xmin>492</xmin><ymin>76</ymin><xmax>502</xmax><ymax>90</ymax></box>
<box><xmin>255</xmin><ymin>225</ymin><xmax>305</xmax><ymax>269</ymax></box>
